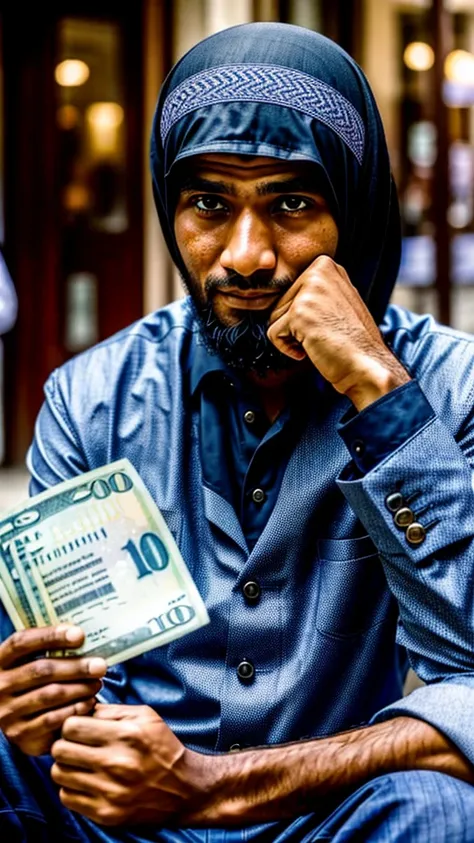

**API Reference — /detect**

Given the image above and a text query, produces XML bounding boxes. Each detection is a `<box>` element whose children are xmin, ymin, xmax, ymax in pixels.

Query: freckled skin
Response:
<box><xmin>174</xmin><ymin>153</ymin><xmax>409</xmax><ymax>412</ymax></box>
<box><xmin>174</xmin><ymin>154</ymin><xmax>339</xmax><ymax>327</ymax></box>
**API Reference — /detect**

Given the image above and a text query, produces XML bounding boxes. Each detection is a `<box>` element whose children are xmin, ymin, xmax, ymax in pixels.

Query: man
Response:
<box><xmin>1</xmin><ymin>21</ymin><xmax>474</xmax><ymax>842</ymax></box>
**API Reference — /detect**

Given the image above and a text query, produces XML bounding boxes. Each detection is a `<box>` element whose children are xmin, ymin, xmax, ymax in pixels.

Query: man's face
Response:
<box><xmin>174</xmin><ymin>154</ymin><xmax>339</xmax><ymax>374</ymax></box>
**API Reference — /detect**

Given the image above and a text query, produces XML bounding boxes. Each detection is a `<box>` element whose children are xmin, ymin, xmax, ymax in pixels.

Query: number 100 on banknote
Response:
<box><xmin>0</xmin><ymin>460</ymin><xmax>209</xmax><ymax>665</ymax></box>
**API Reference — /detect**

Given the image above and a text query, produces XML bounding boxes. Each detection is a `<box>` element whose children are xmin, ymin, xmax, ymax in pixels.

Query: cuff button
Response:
<box><xmin>394</xmin><ymin>507</ymin><xmax>415</xmax><ymax>528</ymax></box>
<box><xmin>385</xmin><ymin>492</ymin><xmax>404</xmax><ymax>512</ymax></box>
<box><xmin>406</xmin><ymin>523</ymin><xmax>426</xmax><ymax>545</ymax></box>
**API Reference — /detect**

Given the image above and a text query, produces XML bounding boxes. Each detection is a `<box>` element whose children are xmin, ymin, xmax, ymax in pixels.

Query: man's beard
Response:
<box><xmin>185</xmin><ymin>271</ymin><xmax>296</xmax><ymax>376</ymax></box>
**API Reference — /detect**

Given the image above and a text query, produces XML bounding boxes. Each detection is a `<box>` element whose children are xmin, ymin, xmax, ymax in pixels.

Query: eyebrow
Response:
<box><xmin>179</xmin><ymin>175</ymin><xmax>323</xmax><ymax>197</ymax></box>
<box><xmin>256</xmin><ymin>177</ymin><xmax>319</xmax><ymax>196</ymax></box>
<box><xmin>179</xmin><ymin>177</ymin><xmax>237</xmax><ymax>196</ymax></box>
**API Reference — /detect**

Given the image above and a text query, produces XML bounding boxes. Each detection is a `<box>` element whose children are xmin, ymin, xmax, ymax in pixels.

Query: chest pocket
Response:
<box><xmin>315</xmin><ymin>535</ymin><xmax>395</xmax><ymax>638</ymax></box>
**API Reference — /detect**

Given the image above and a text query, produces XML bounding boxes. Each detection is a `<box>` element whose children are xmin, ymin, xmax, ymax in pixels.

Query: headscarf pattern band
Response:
<box><xmin>160</xmin><ymin>65</ymin><xmax>365</xmax><ymax>164</ymax></box>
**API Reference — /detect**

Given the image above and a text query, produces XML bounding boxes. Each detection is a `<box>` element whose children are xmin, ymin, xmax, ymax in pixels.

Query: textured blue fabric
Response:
<box><xmin>1</xmin><ymin>731</ymin><xmax>473</xmax><ymax>842</ymax></box>
<box><xmin>150</xmin><ymin>22</ymin><xmax>401</xmax><ymax>325</ymax></box>
<box><xmin>191</xmin><ymin>335</ymin><xmax>326</xmax><ymax>549</ymax></box>
<box><xmin>21</xmin><ymin>298</ymin><xmax>474</xmax><ymax>769</ymax></box>
<box><xmin>159</xmin><ymin>64</ymin><xmax>366</xmax><ymax>164</ymax></box>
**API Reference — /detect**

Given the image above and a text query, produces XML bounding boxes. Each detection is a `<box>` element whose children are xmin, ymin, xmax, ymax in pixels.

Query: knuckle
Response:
<box><xmin>316</xmin><ymin>254</ymin><xmax>333</xmax><ymax>269</ymax></box>
<box><xmin>96</xmin><ymin>805</ymin><xmax>121</xmax><ymax>826</ymax></box>
<box><xmin>291</xmin><ymin>296</ymin><xmax>311</xmax><ymax>323</ymax></box>
<box><xmin>30</xmin><ymin>659</ymin><xmax>55</xmax><ymax>682</ymax></box>
<box><xmin>105</xmin><ymin>752</ymin><xmax>139</xmax><ymax>783</ymax></box>
<box><xmin>122</xmin><ymin>722</ymin><xmax>144</xmax><ymax>748</ymax></box>
<box><xmin>0</xmin><ymin>703</ymin><xmax>14</xmax><ymax>725</ymax></box>
<box><xmin>7</xmin><ymin>631</ymin><xmax>27</xmax><ymax>657</ymax></box>
<box><xmin>38</xmin><ymin>682</ymin><xmax>67</xmax><ymax>706</ymax></box>
<box><xmin>4</xmin><ymin>722</ymin><xmax>22</xmax><ymax>744</ymax></box>
<box><xmin>42</xmin><ymin>707</ymin><xmax>68</xmax><ymax>731</ymax></box>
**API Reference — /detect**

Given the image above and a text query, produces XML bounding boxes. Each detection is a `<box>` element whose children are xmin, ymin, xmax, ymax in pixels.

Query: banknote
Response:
<box><xmin>0</xmin><ymin>460</ymin><xmax>209</xmax><ymax>665</ymax></box>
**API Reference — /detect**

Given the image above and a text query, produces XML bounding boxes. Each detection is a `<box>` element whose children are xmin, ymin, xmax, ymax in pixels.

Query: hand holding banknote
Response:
<box><xmin>0</xmin><ymin>459</ymin><xmax>209</xmax><ymax>759</ymax></box>
<box><xmin>0</xmin><ymin>625</ymin><xmax>106</xmax><ymax>756</ymax></box>
<box><xmin>0</xmin><ymin>459</ymin><xmax>209</xmax><ymax>664</ymax></box>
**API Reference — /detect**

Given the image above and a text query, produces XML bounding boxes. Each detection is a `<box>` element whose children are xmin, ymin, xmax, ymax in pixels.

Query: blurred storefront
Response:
<box><xmin>0</xmin><ymin>0</ymin><xmax>472</xmax><ymax>466</ymax></box>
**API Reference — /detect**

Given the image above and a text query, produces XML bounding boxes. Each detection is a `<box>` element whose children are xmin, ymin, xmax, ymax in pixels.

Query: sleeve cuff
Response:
<box><xmin>338</xmin><ymin>380</ymin><xmax>435</xmax><ymax>474</ymax></box>
<box><xmin>370</xmin><ymin>678</ymin><xmax>474</xmax><ymax>766</ymax></box>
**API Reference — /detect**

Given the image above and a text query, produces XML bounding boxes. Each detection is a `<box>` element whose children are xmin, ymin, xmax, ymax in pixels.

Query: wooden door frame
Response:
<box><xmin>2</xmin><ymin>2</ymin><xmax>146</xmax><ymax>465</ymax></box>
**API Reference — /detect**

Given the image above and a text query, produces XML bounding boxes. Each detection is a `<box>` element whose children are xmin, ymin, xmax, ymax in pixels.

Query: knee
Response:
<box><xmin>371</xmin><ymin>771</ymin><xmax>474</xmax><ymax>840</ymax></box>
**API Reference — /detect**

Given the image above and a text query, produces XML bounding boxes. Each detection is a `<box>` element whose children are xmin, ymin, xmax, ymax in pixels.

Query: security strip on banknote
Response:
<box><xmin>0</xmin><ymin>460</ymin><xmax>209</xmax><ymax>665</ymax></box>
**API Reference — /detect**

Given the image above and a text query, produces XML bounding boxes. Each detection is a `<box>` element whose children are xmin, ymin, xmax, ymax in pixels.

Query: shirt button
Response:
<box><xmin>353</xmin><ymin>440</ymin><xmax>364</xmax><ymax>456</ymax></box>
<box><xmin>237</xmin><ymin>659</ymin><xmax>255</xmax><ymax>682</ymax></box>
<box><xmin>252</xmin><ymin>488</ymin><xmax>266</xmax><ymax>504</ymax></box>
<box><xmin>242</xmin><ymin>580</ymin><xmax>261</xmax><ymax>602</ymax></box>
<box><xmin>385</xmin><ymin>492</ymin><xmax>404</xmax><ymax>512</ymax></box>
<box><xmin>229</xmin><ymin>743</ymin><xmax>242</xmax><ymax>752</ymax></box>
<box><xmin>406</xmin><ymin>522</ymin><xmax>426</xmax><ymax>545</ymax></box>
<box><xmin>394</xmin><ymin>506</ymin><xmax>415</xmax><ymax>528</ymax></box>
<box><xmin>244</xmin><ymin>410</ymin><xmax>256</xmax><ymax>424</ymax></box>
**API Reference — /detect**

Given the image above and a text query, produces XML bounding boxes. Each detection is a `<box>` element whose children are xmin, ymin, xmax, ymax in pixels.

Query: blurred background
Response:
<box><xmin>0</xmin><ymin>0</ymin><xmax>473</xmax><ymax>507</ymax></box>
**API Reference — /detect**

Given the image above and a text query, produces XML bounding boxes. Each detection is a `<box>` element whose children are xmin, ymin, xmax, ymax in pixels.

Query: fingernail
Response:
<box><xmin>63</xmin><ymin>626</ymin><xmax>83</xmax><ymax>643</ymax></box>
<box><xmin>87</xmin><ymin>657</ymin><xmax>107</xmax><ymax>676</ymax></box>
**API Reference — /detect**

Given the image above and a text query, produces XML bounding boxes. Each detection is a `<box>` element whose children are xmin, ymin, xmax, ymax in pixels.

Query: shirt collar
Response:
<box><xmin>188</xmin><ymin>321</ymin><xmax>333</xmax><ymax>404</ymax></box>
<box><xmin>189</xmin><ymin>331</ymin><xmax>230</xmax><ymax>397</ymax></box>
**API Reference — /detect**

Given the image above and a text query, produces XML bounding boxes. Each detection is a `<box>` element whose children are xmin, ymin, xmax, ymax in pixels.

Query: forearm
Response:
<box><xmin>183</xmin><ymin>716</ymin><xmax>474</xmax><ymax>826</ymax></box>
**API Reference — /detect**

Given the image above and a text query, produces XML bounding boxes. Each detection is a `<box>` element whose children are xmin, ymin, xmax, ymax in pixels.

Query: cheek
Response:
<box><xmin>174</xmin><ymin>217</ymin><xmax>222</xmax><ymax>275</ymax></box>
<box><xmin>281</xmin><ymin>220</ymin><xmax>339</xmax><ymax>270</ymax></box>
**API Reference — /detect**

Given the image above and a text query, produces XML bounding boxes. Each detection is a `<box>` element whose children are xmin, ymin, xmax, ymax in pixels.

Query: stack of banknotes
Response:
<box><xmin>0</xmin><ymin>460</ymin><xmax>209</xmax><ymax>665</ymax></box>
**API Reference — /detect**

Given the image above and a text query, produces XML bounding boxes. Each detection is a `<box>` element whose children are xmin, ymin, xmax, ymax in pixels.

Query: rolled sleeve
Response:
<box><xmin>370</xmin><ymin>678</ymin><xmax>474</xmax><ymax>766</ymax></box>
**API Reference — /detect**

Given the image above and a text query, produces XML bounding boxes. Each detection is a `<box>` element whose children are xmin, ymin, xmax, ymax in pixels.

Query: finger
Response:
<box><xmin>51</xmin><ymin>739</ymin><xmax>102</xmax><ymax>771</ymax></box>
<box><xmin>52</xmin><ymin>763</ymin><xmax>104</xmax><ymax>792</ymax></box>
<box><xmin>1</xmin><ymin>680</ymin><xmax>102</xmax><ymax>722</ymax></box>
<box><xmin>3</xmin><ymin>698</ymin><xmax>97</xmax><ymax>754</ymax></box>
<box><xmin>62</xmin><ymin>714</ymin><xmax>124</xmax><ymax>746</ymax></box>
<box><xmin>59</xmin><ymin>788</ymin><xmax>114</xmax><ymax>825</ymax></box>
<box><xmin>0</xmin><ymin>626</ymin><xmax>85</xmax><ymax>669</ymax></box>
<box><xmin>266</xmin><ymin>314</ymin><xmax>308</xmax><ymax>360</ymax></box>
<box><xmin>0</xmin><ymin>654</ymin><xmax>106</xmax><ymax>696</ymax></box>
<box><xmin>91</xmin><ymin>703</ymin><xmax>148</xmax><ymax>721</ymax></box>
<box><xmin>268</xmin><ymin>278</ymin><xmax>303</xmax><ymax>325</ymax></box>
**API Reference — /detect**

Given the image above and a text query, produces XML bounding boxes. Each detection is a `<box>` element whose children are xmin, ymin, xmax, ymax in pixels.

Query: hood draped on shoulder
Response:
<box><xmin>150</xmin><ymin>22</ymin><xmax>401</xmax><ymax>324</ymax></box>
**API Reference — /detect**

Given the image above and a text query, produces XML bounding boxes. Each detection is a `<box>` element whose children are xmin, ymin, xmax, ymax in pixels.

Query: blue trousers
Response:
<box><xmin>1</xmin><ymin>736</ymin><xmax>474</xmax><ymax>842</ymax></box>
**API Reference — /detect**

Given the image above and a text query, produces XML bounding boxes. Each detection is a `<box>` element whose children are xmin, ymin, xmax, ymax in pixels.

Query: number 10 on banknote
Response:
<box><xmin>0</xmin><ymin>460</ymin><xmax>209</xmax><ymax>665</ymax></box>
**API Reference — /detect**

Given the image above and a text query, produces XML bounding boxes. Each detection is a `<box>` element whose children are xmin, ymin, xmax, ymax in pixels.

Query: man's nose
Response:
<box><xmin>220</xmin><ymin>210</ymin><xmax>276</xmax><ymax>277</ymax></box>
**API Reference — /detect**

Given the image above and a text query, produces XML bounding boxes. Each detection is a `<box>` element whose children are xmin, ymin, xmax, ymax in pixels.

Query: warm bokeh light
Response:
<box><xmin>403</xmin><ymin>41</ymin><xmax>435</xmax><ymax>72</ymax></box>
<box><xmin>444</xmin><ymin>49</ymin><xmax>474</xmax><ymax>85</ymax></box>
<box><xmin>86</xmin><ymin>102</ymin><xmax>124</xmax><ymax>130</ymax></box>
<box><xmin>55</xmin><ymin>59</ymin><xmax>90</xmax><ymax>87</ymax></box>
<box><xmin>86</xmin><ymin>102</ymin><xmax>124</xmax><ymax>158</ymax></box>
<box><xmin>57</xmin><ymin>104</ymin><xmax>81</xmax><ymax>131</ymax></box>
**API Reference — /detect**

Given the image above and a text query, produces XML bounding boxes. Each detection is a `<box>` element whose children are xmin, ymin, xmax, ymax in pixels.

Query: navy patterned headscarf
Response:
<box><xmin>150</xmin><ymin>22</ymin><xmax>401</xmax><ymax>325</ymax></box>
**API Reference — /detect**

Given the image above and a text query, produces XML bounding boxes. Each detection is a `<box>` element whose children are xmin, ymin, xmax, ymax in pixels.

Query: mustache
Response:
<box><xmin>204</xmin><ymin>272</ymin><xmax>293</xmax><ymax>294</ymax></box>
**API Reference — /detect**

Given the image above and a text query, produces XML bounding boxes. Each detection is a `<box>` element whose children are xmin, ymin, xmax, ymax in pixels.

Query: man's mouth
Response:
<box><xmin>217</xmin><ymin>289</ymin><xmax>281</xmax><ymax>309</ymax></box>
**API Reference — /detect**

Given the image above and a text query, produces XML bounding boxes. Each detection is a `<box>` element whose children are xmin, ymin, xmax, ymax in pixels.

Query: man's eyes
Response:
<box><xmin>275</xmin><ymin>196</ymin><xmax>312</xmax><ymax>213</ymax></box>
<box><xmin>193</xmin><ymin>195</ymin><xmax>227</xmax><ymax>213</ymax></box>
<box><xmin>191</xmin><ymin>194</ymin><xmax>314</xmax><ymax>214</ymax></box>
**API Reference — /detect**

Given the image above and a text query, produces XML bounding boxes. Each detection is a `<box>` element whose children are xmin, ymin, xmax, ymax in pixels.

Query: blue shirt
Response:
<box><xmin>17</xmin><ymin>298</ymin><xmax>474</xmax><ymax>762</ymax></box>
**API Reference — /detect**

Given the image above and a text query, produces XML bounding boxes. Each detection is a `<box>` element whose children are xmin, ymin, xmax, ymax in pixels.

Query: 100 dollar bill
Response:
<box><xmin>0</xmin><ymin>460</ymin><xmax>209</xmax><ymax>665</ymax></box>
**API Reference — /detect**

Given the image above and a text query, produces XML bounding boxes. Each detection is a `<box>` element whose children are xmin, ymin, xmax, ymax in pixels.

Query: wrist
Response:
<box><xmin>338</xmin><ymin>355</ymin><xmax>411</xmax><ymax>412</ymax></box>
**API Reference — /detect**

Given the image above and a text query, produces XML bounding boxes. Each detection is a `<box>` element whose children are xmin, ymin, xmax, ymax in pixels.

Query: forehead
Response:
<box><xmin>175</xmin><ymin>153</ymin><xmax>324</xmax><ymax>187</ymax></box>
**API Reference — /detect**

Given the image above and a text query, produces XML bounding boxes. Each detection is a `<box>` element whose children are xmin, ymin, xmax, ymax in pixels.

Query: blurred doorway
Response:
<box><xmin>2</xmin><ymin>3</ymin><xmax>145</xmax><ymax>464</ymax></box>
